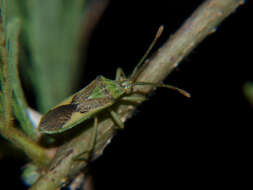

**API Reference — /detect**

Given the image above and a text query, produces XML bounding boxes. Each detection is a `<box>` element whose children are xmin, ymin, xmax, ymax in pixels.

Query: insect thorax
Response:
<box><xmin>99</xmin><ymin>76</ymin><xmax>126</xmax><ymax>99</ymax></box>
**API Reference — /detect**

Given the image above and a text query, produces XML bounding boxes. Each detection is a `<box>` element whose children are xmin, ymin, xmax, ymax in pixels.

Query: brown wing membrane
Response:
<box><xmin>39</xmin><ymin>104</ymin><xmax>77</xmax><ymax>132</ymax></box>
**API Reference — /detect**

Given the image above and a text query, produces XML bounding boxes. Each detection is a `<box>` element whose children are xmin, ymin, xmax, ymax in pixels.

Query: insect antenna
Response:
<box><xmin>129</xmin><ymin>26</ymin><xmax>190</xmax><ymax>98</ymax></box>
<box><xmin>130</xmin><ymin>25</ymin><xmax>164</xmax><ymax>82</ymax></box>
<box><xmin>132</xmin><ymin>81</ymin><xmax>191</xmax><ymax>98</ymax></box>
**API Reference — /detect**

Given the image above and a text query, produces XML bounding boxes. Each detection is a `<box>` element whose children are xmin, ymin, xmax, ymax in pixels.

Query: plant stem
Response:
<box><xmin>136</xmin><ymin>0</ymin><xmax>245</xmax><ymax>91</ymax></box>
<box><xmin>6</xmin><ymin>18</ymin><xmax>39</xmax><ymax>139</ymax></box>
<box><xmin>0</xmin><ymin>123</ymin><xmax>52</xmax><ymax>166</ymax></box>
<box><xmin>1</xmin><ymin>11</ymin><xmax>51</xmax><ymax>166</ymax></box>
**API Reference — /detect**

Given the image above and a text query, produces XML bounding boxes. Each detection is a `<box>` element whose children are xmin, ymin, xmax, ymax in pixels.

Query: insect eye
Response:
<box><xmin>120</xmin><ymin>81</ymin><xmax>131</xmax><ymax>89</ymax></box>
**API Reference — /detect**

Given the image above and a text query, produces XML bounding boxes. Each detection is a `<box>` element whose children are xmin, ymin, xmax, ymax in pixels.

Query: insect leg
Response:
<box><xmin>120</xmin><ymin>94</ymin><xmax>147</xmax><ymax>103</ymax></box>
<box><xmin>74</xmin><ymin>117</ymin><xmax>98</xmax><ymax>161</ymax></box>
<box><xmin>115</xmin><ymin>68</ymin><xmax>127</xmax><ymax>82</ymax></box>
<box><xmin>109</xmin><ymin>109</ymin><xmax>124</xmax><ymax>129</ymax></box>
<box><xmin>88</xmin><ymin>116</ymin><xmax>98</xmax><ymax>155</ymax></box>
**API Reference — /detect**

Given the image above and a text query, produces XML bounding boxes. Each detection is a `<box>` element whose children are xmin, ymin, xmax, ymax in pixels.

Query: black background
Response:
<box><xmin>0</xmin><ymin>0</ymin><xmax>251</xmax><ymax>189</ymax></box>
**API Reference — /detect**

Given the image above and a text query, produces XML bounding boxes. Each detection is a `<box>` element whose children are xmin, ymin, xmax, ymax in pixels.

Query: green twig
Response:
<box><xmin>29</xmin><ymin>0</ymin><xmax>244</xmax><ymax>190</ymax></box>
<box><xmin>0</xmin><ymin>57</ymin><xmax>51</xmax><ymax>167</ymax></box>
<box><xmin>0</xmin><ymin>47</ymin><xmax>51</xmax><ymax>167</ymax></box>
<box><xmin>6</xmin><ymin>18</ymin><xmax>38</xmax><ymax>139</ymax></box>
<box><xmin>0</xmin><ymin>0</ymin><xmax>7</xmax><ymax>28</ymax></box>
<box><xmin>0</xmin><ymin>45</ymin><xmax>12</xmax><ymax>131</ymax></box>
<box><xmin>0</xmin><ymin>2</ymin><xmax>51</xmax><ymax>167</ymax></box>
<box><xmin>0</xmin><ymin>122</ymin><xmax>52</xmax><ymax>166</ymax></box>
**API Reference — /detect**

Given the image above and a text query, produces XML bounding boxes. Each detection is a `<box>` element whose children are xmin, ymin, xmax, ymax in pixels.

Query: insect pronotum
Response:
<box><xmin>38</xmin><ymin>26</ymin><xmax>190</xmax><ymax>134</ymax></box>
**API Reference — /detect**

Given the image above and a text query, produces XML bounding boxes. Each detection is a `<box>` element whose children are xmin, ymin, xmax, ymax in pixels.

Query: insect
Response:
<box><xmin>38</xmin><ymin>26</ymin><xmax>190</xmax><ymax>134</ymax></box>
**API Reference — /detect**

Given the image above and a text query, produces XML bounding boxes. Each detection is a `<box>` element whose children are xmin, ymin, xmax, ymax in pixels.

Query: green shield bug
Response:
<box><xmin>38</xmin><ymin>26</ymin><xmax>190</xmax><ymax>134</ymax></box>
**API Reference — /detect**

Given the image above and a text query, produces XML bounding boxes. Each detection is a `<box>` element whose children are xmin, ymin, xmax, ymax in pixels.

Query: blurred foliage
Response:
<box><xmin>16</xmin><ymin>0</ymin><xmax>87</xmax><ymax>113</ymax></box>
<box><xmin>243</xmin><ymin>82</ymin><xmax>253</xmax><ymax>106</ymax></box>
